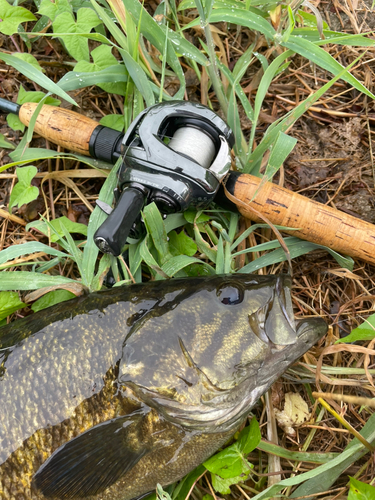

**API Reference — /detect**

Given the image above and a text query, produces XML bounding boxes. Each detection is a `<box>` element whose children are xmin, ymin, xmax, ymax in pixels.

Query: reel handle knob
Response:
<box><xmin>94</xmin><ymin>186</ymin><xmax>147</xmax><ymax>257</ymax></box>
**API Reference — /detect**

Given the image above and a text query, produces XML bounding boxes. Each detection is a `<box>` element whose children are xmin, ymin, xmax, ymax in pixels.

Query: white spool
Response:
<box><xmin>168</xmin><ymin>127</ymin><xmax>216</xmax><ymax>168</ymax></box>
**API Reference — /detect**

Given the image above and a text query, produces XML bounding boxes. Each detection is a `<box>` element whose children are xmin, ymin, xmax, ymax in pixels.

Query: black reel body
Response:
<box><xmin>94</xmin><ymin>101</ymin><xmax>234</xmax><ymax>256</ymax></box>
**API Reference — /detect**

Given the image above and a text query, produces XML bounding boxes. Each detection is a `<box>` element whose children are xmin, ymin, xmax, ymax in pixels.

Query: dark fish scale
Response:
<box><xmin>0</xmin><ymin>275</ymin><xmax>327</xmax><ymax>499</ymax></box>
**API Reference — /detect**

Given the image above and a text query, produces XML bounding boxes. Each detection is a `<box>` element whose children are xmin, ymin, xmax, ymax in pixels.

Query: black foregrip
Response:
<box><xmin>94</xmin><ymin>187</ymin><xmax>146</xmax><ymax>256</ymax></box>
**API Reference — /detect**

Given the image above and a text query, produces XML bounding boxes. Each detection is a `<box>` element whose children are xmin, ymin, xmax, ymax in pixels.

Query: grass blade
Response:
<box><xmin>248</xmin><ymin>49</ymin><xmax>293</xmax><ymax>158</ymax></box>
<box><xmin>291</xmin><ymin>28</ymin><xmax>375</xmax><ymax>46</ymax></box>
<box><xmin>161</xmin><ymin>255</ymin><xmax>215</xmax><ymax>276</ymax></box>
<box><xmin>246</xmin><ymin>52</ymin><xmax>366</xmax><ymax>172</ymax></box>
<box><xmin>282</xmin><ymin>35</ymin><xmax>375</xmax><ymax>99</ymax></box>
<box><xmin>239</xmin><ymin>238</ymin><xmax>354</xmax><ymax>273</ymax></box>
<box><xmin>209</xmin><ymin>8</ymin><xmax>276</xmax><ymax>40</ymax></box>
<box><xmin>263</xmin><ymin>131</ymin><xmax>297</xmax><ymax>179</ymax></box>
<box><xmin>118</xmin><ymin>48</ymin><xmax>155</xmax><ymax>107</ymax></box>
<box><xmin>82</xmin><ymin>157</ymin><xmax>121</xmax><ymax>290</ymax></box>
<box><xmin>58</xmin><ymin>65</ymin><xmax>128</xmax><ymax>92</ymax></box>
<box><xmin>0</xmin><ymin>272</ymin><xmax>79</xmax><ymax>291</ymax></box>
<box><xmin>123</xmin><ymin>0</ymin><xmax>186</xmax><ymax>99</ymax></box>
<box><xmin>0</xmin><ymin>242</ymin><xmax>69</xmax><ymax>265</ymax></box>
<box><xmin>0</xmin><ymin>52</ymin><xmax>77</xmax><ymax>106</ymax></box>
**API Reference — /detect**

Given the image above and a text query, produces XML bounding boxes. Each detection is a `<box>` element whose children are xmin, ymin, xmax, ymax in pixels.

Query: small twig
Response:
<box><xmin>313</xmin><ymin>392</ymin><xmax>375</xmax><ymax>409</ymax></box>
<box><xmin>317</xmin><ymin>397</ymin><xmax>375</xmax><ymax>453</ymax></box>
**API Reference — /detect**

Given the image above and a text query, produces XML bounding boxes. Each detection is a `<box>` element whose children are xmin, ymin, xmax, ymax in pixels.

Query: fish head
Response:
<box><xmin>119</xmin><ymin>274</ymin><xmax>327</xmax><ymax>432</ymax></box>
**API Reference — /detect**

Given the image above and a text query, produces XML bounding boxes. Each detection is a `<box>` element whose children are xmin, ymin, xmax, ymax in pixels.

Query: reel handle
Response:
<box><xmin>94</xmin><ymin>186</ymin><xmax>147</xmax><ymax>257</ymax></box>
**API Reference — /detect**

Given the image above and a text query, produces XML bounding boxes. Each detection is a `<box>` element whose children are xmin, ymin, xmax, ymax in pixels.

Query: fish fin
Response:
<box><xmin>33</xmin><ymin>410</ymin><xmax>148</xmax><ymax>498</ymax></box>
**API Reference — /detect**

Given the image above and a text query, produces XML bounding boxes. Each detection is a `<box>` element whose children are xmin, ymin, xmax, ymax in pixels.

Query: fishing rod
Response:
<box><xmin>1</xmin><ymin>96</ymin><xmax>375</xmax><ymax>265</ymax></box>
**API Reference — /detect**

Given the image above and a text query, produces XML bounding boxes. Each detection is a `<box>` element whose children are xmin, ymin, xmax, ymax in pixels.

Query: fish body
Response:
<box><xmin>0</xmin><ymin>274</ymin><xmax>327</xmax><ymax>499</ymax></box>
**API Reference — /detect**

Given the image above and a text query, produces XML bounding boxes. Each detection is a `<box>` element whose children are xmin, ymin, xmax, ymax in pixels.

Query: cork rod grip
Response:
<box><xmin>18</xmin><ymin>103</ymin><xmax>99</xmax><ymax>156</ymax></box>
<box><xmin>230</xmin><ymin>173</ymin><xmax>375</xmax><ymax>266</ymax></box>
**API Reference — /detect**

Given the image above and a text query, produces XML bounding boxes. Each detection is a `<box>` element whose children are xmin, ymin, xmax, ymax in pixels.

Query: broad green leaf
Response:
<box><xmin>99</xmin><ymin>114</ymin><xmax>125</xmax><ymax>132</ymax></box>
<box><xmin>29</xmin><ymin>216</ymin><xmax>88</xmax><ymax>243</ymax></box>
<box><xmin>0</xmin><ymin>0</ymin><xmax>36</xmax><ymax>35</ymax></box>
<box><xmin>0</xmin><ymin>52</ymin><xmax>77</xmax><ymax>106</ymax></box>
<box><xmin>204</xmin><ymin>420</ymin><xmax>259</xmax><ymax>480</ymax></box>
<box><xmin>5</xmin><ymin>146</ymin><xmax>111</xmax><ymax>171</ymax></box>
<box><xmin>168</xmin><ymin>230</ymin><xmax>197</xmax><ymax>257</ymax></box>
<box><xmin>38</xmin><ymin>0</ymin><xmax>73</xmax><ymax>21</ymax></box>
<box><xmin>9</xmin><ymin>166</ymin><xmax>39</xmax><ymax>211</ymax></box>
<box><xmin>58</xmin><ymin>65</ymin><xmax>128</xmax><ymax>92</ymax></box>
<box><xmin>6</xmin><ymin>113</ymin><xmax>25</xmax><ymax>133</ymax></box>
<box><xmin>59</xmin><ymin>219</ymin><xmax>86</xmax><ymax>283</ymax></box>
<box><xmin>31</xmin><ymin>289</ymin><xmax>76</xmax><ymax>312</ymax></box>
<box><xmin>348</xmin><ymin>477</ymin><xmax>375</xmax><ymax>500</ymax></box>
<box><xmin>237</xmin><ymin>418</ymin><xmax>261</xmax><ymax>455</ymax></box>
<box><xmin>179</xmin><ymin>0</ymin><xmax>267</xmax><ymax>13</ymax></box>
<box><xmin>282</xmin><ymin>35</ymin><xmax>375</xmax><ymax>99</ymax></box>
<box><xmin>11</xmin><ymin>53</ymin><xmax>43</xmax><ymax>73</ymax></box>
<box><xmin>0</xmin><ymin>272</ymin><xmax>79</xmax><ymax>291</ymax></box>
<box><xmin>74</xmin><ymin>45</ymin><xmax>127</xmax><ymax>95</ymax></box>
<box><xmin>53</xmin><ymin>8</ymin><xmax>102</xmax><ymax>61</ymax></box>
<box><xmin>26</xmin><ymin>94</ymin><xmax>52</xmax><ymax>145</ymax></box>
<box><xmin>211</xmin><ymin>472</ymin><xmax>251</xmax><ymax>495</ymax></box>
<box><xmin>0</xmin><ymin>133</ymin><xmax>15</xmax><ymax>150</ymax></box>
<box><xmin>184</xmin><ymin>210</ymin><xmax>210</xmax><ymax>224</ymax></box>
<box><xmin>0</xmin><ymin>292</ymin><xmax>26</xmax><ymax>322</ymax></box>
<box><xmin>336</xmin><ymin>313</ymin><xmax>375</xmax><ymax>344</ymax></box>
<box><xmin>227</xmin><ymin>84</ymin><xmax>246</xmax><ymax>159</ymax></box>
<box><xmin>204</xmin><ymin>446</ymin><xmax>251</xmax><ymax>479</ymax></box>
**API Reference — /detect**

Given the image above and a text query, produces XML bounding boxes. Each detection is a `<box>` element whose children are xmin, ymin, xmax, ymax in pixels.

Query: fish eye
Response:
<box><xmin>216</xmin><ymin>285</ymin><xmax>244</xmax><ymax>305</ymax></box>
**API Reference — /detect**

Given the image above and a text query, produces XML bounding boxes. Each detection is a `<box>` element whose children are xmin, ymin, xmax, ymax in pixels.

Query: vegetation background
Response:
<box><xmin>1</xmin><ymin>0</ymin><xmax>375</xmax><ymax>498</ymax></box>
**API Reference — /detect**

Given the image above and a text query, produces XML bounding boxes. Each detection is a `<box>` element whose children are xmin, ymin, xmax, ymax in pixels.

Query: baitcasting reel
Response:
<box><xmin>93</xmin><ymin>101</ymin><xmax>234</xmax><ymax>256</ymax></box>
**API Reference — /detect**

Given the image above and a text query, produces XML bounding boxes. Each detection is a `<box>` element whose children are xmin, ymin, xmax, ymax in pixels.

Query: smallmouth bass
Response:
<box><xmin>0</xmin><ymin>274</ymin><xmax>327</xmax><ymax>499</ymax></box>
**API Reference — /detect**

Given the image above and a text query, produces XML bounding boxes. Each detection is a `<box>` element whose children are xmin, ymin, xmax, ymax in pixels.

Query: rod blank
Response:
<box><xmin>0</xmin><ymin>97</ymin><xmax>21</xmax><ymax>116</ymax></box>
